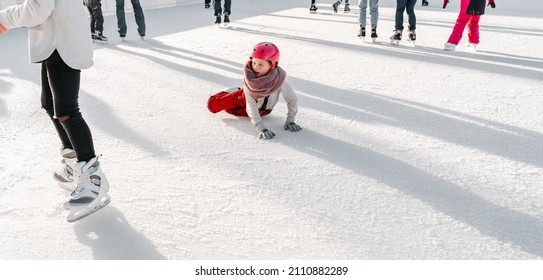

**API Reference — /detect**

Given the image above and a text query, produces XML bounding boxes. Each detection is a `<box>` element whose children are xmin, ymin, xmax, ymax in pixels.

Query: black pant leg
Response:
<box><xmin>90</xmin><ymin>0</ymin><xmax>105</xmax><ymax>33</ymax></box>
<box><xmin>44</xmin><ymin>50</ymin><xmax>96</xmax><ymax>162</ymax></box>
<box><xmin>41</xmin><ymin>61</ymin><xmax>72</xmax><ymax>150</ymax></box>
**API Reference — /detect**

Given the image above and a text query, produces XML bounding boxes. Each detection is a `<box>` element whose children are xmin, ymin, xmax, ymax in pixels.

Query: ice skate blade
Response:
<box><xmin>54</xmin><ymin>175</ymin><xmax>76</xmax><ymax>192</ymax></box>
<box><xmin>57</xmin><ymin>181</ymin><xmax>76</xmax><ymax>193</ymax></box>
<box><xmin>391</xmin><ymin>40</ymin><xmax>400</xmax><ymax>46</ymax></box>
<box><xmin>466</xmin><ymin>45</ymin><xmax>478</xmax><ymax>52</ymax></box>
<box><xmin>66</xmin><ymin>195</ymin><xmax>111</xmax><ymax>223</ymax></box>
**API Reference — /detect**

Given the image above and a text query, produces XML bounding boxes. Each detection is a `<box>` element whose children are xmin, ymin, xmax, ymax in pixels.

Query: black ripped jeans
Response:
<box><xmin>41</xmin><ymin>50</ymin><xmax>96</xmax><ymax>162</ymax></box>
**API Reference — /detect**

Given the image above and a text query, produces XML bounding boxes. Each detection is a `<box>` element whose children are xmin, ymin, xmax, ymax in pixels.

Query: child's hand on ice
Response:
<box><xmin>258</xmin><ymin>129</ymin><xmax>275</xmax><ymax>140</ymax></box>
<box><xmin>284</xmin><ymin>122</ymin><xmax>302</xmax><ymax>132</ymax></box>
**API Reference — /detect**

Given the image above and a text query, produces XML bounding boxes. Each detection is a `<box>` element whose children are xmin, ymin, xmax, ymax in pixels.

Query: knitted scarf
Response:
<box><xmin>243</xmin><ymin>60</ymin><xmax>286</xmax><ymax>99</ymax></box>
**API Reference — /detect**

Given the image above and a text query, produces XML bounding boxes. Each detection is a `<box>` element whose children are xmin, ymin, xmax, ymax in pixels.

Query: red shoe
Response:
<box><xmin>207</xmin><ymin>91</ymin><xmax>228</xmax><ymax>113</ymax></box>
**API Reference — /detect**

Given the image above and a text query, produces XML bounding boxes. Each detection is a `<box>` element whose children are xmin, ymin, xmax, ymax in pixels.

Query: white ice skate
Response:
<box><xmin>53</xmin><ymin>148</ymin><xmax>77</xmax><ymax>192</ymax></box>
<box><xmin>444</xmin><ymin>42</ymin><xmax>456</xmax><ymax>51</ymax></box>
<box><xmin>65</xmin><ymin>157</ymin><xmax>110</xmax><ymax>223</ymax></box>
<box><xmin>466</xmin><ymin>43</ymin><xmax>478</xmax><ymax>52</ymax></box>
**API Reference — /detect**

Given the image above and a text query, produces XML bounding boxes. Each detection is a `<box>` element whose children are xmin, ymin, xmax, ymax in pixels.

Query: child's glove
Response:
<box><xmin>488</xmin><ymin>0</ymin><xmax>496</xmax><ymax>8</ymax></box>
<box><xmin>284</xmin><ymin>122</ymin><xmax>302</xmax><ymax>132</ymax></box>
<box><xmin>443</xmin><ymin>0</ymin><xmax>449</xmax><ymax>8</ymax></box>
<box><xmin>258</xmin><ymin>129</ymin><xmax>275</xmax><ymax>140</ymax></box>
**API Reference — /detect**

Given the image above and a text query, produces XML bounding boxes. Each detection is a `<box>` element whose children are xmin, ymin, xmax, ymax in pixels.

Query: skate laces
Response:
<box><xmin>71</xmin><ymin>158</ymin><xmax>101</xmax><ymax>196</ymax></box>
<box><xmin>392</xmin><ymin>30</ymin><xmax>402</xmax><ymax>40</ymax></box>
<box><xmin>358</xmin><ymin>27</ymin><xmax>366</xmax><ymax>37</ymax></box>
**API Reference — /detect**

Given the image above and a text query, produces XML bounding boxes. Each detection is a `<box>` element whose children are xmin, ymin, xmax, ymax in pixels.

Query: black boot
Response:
<box><xmin>224</xmin><ymin>12</ymin><xmax>230</xmax><ymax>24</ymax></box>
<box><xmin>390</xmin><ymin>29</ymin><xmax>402</xmax><ymax>45</ymax></box>
<box><xmin>358</xmin><ymin>26</ymin><xmax>366</xmax><ymax>38</ymax></box>
<box><xmin>371</xmin><ymin>26</ymin><xmax>378</xmax><ymax>42</ymax></box>
<box><xmin>332</xmin><ymin>1</ymin><xmax>340</xmax><ymax>13</ymax></box>
<box><xmin>407</xmin><ymin>27</ymin><xmax>416</xmax><ymax>42</ymax></box>
<box><xmin>92</xmin><ymin>31</ymin><xmax>108</xmax><ymax>42</ymax></box>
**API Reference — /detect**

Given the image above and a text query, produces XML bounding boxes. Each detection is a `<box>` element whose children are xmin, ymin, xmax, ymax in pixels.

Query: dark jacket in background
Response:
<box><xmin>466</xmin><ymin>0</ymin><xmax>486</xmax><ymax>15</ymax></box>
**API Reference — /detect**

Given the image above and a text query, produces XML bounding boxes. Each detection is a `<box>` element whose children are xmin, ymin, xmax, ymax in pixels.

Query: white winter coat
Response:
<box><xmin>0</xmin><ymin>0</ymin><xmax>93</xmax><ymax>69</ymax></box>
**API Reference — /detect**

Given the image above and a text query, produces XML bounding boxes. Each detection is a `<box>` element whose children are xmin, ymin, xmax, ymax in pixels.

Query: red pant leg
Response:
<box><xmin>447</xmin><ymin>0</ymin><xmax>471</xmax><ymax>45</ymax></box>
<box><xmin>208</xmin><ymin>88</ymin><xmax>274</xmax><ymax>117</ymax></box>
<box><xmin>207</xmin><ymin>88</ymin><xmax>245</xmax><ymax>114</ymax></box>
<box><xmin>467</xmin><ymin>15</ymin><xmax>481</xmax><ymax>44</ymax></box>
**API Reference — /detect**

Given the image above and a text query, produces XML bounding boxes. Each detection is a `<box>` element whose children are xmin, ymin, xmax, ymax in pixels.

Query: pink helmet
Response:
<box><xmin>250</xmin><ymin>42</ymin><xmax>280</xmax><ymax>69</ymax></box>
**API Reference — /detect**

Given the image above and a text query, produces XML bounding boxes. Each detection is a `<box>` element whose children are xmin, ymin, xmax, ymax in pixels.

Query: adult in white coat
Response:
<box><xmin>0</xmin><ymin>0</ymin><xmax>110</xmax><ymax>215</ymax></box>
